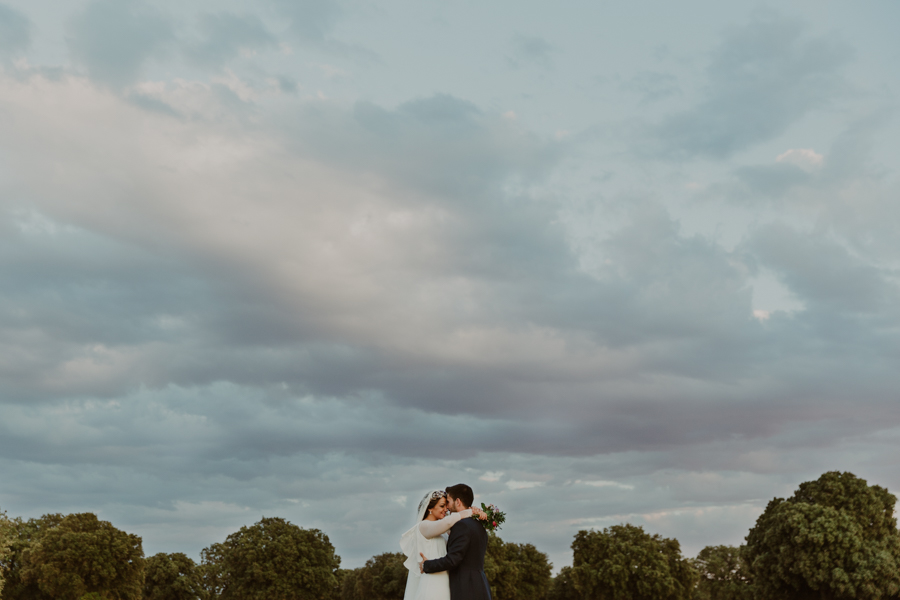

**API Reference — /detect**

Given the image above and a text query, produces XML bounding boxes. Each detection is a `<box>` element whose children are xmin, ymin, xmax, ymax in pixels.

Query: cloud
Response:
<box><xmin>746</xmin><ymin>224</ymin><xmax>896</xmax><ymax>314</ymax></box>
<box><xmin>648</xmin><ymin>11</ymin><xmax>851</xmax><ymax>159</ymax></box>
<box><xmin>507</xmin><ymin>480</ymin><xmax>545</xmax><ymax>490</ymax></box>
<box><xmin>269</xmin><ymin>0</ymin><xmax>340</xmax><ymax>44</ymax></box>
<box><xmin>622</xmin><ymin>71</ymin><xmax>681</xmax><ymax>104</ymax></box>
<box><xmin>707</xmin><ymin>148</ymin><xmax>824</xmax><ymax>202</ymax></box>
<box><xmin>278</xmin><ymin>93</ymin><xmax>563</xmax><ymax>203</ymax></box>
<box><xmin>0</xmin><ymin>71</ymin><xmax>855</xmax><ymax>458</ymax></box>
<box><xmin>729</xmin><ymin>162</ymin><xmax>813</xmax><ymax>199</ymax></box>
<box><xmin>776</xmin><ymin>148</ymin><xmax>823</xmax><ymax>171</ymax></box>
<box><xmin>2</xmin><ymin>381</ymin><xmax>895</xmax><ymax>569</ymax></box>
<box><xmin>507</xmin><ymin>34</ymin><xmax>556</xmax><ymax>69</ymax></box>
<box><xmin>66</xmin><ymin>0</ymin><xmax>174</xmax><ymax>87</ymax></box>
<box><xmin>752</xmin><ymin>309</ymin><xmax>771</xmax><ymax>321</ymax></box>
<box><xmin>576</xmin><ymin>480</ymin><xmax>634</xmax><ymax>490</ymax></box>
<box><xmin>185</xmin><ymin>12</ymin><xmax>277</xmax><ymax>69</ymax></box>
<box><xmin>7</xmin><ymin>71</ymin><xmax>896</xmax><ymax>463</ymax></box>
<box><xmin>0</xmin><ymin>77</ymin><xmax>564</xmax><ymax>415</ymax></box>
<box><xmin>0</xmin><ymin>3</ymin><xmax>31</xmax><ymax>56</ymax></box>
<box><xmin>699</xmin><ymin>111</ymin><xmax>891</xmax><ymax>205</ymax></box>
<box><xmin>574</xmin><ymin>201</ymin><xmax>755</xmax><ymax>353</ymax></box>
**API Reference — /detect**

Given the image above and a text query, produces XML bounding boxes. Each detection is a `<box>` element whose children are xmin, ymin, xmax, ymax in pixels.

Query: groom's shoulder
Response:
<box><xmin>459</xmin><ymin>517</ymin><xmax>487</xmax><ymax>542</ymax></box>
<box><xmin>457</xmin><ymin>515</ymin><xmax>480</xmax><ymax>532</ymax></box>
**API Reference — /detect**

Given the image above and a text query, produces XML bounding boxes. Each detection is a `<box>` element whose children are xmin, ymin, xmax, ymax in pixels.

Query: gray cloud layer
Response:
<box><xmin>67</xmin><ymin>0</ymin><xmax>174</xmax><ymax>87</ymax></box>
<box><xmin>0</xmin><ymin>3</ymin><xmax>31</xmax><ymax>56</ymax></box>
<box><xmin>185</xmin><ymin>12</ymin><xmax>276</xmax><ymax>69</ymax></box>
<box><xmin>649</xmin><ymin>12</ymin><xmax>851</xmax><ymax>159</ymax></box>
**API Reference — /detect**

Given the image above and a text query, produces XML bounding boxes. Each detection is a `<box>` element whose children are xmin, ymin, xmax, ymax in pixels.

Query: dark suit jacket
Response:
<box><xmin>422</xmin><ymin>517</ymin><xmax>492</xmax><ymax>600</ymax></box>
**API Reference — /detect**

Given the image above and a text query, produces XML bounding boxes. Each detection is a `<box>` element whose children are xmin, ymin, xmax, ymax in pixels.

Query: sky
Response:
<box><xmin>1</xmin><ymin>0</ymin><xmax>900</xmax><ymax>573</ymax></box>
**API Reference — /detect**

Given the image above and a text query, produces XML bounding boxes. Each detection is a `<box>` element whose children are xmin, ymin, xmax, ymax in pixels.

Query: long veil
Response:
<box><xmin>399</xmin><ymin>491</ymin><xmax>438</xmax><ymax>572</ymax></box>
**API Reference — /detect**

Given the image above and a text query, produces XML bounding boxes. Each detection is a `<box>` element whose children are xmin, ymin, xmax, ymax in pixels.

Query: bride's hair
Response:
<box><xmin>421</xmin><ymin>490</ymin><xmax>447</xmax><ymax>520</ymax></box>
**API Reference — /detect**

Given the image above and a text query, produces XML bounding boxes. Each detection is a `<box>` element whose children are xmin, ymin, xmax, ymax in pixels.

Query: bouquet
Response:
<box><xmin>472</xmin><ymin>503</ymin><xmax>506</xmax><ymax>532</ymax></box>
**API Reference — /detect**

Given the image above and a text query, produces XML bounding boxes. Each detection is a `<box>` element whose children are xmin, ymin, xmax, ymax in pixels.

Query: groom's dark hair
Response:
<box><xmin>446</xmin><ymin>483</ymin><xmax>474</xmax><ymax>508</ymax></box>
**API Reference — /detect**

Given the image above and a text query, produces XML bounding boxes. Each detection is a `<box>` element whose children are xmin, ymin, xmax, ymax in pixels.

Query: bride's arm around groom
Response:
<box><xmin>418</xmin><ymin>508</ymin><xmax>473</xmax><ymax>539</ymax></box>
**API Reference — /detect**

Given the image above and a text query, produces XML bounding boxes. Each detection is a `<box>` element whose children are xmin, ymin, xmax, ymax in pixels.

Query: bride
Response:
<box><xmin>399</xmin><ymin>490</ymin><xmax>478</xmax><ymax>600</ymax></box>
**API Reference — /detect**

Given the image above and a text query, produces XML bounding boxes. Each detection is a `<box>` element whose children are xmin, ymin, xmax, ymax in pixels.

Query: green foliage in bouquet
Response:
<box><xmin>474</xmin><ymin>503</ymin><xmax>506</xmax><ymax>532</ymax></box>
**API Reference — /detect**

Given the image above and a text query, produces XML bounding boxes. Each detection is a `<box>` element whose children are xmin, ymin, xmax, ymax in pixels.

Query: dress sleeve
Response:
<box><xmin>417</xmin><ymin>509</ymin><xmax>473</xmax><ymax>539</ymax></box>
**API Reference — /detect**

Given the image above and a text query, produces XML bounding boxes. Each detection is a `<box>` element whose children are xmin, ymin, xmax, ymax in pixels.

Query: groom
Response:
<box><xmin>419</xmin><ymin>483</ymin><xmax>492</xmax><ymax>600</ymax></box>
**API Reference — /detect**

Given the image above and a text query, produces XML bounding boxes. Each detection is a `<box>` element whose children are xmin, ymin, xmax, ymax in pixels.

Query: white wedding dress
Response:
<box><xmin>400</xmin><ymin>493</ymin><xmax>473</xmax><ymax>600</ymax></box>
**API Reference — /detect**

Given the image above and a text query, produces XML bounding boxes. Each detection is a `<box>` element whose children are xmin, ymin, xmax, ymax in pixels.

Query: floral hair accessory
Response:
<box><xmin>417</xmin><ymin>490</ymin><xmax>449</xmax><ymax>515</ymax></box>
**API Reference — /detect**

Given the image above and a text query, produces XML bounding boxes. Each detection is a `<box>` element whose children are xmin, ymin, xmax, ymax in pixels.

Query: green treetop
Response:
<box><xmin>143</xmin><ymin>552</ymin><xmax>204</xmax><ymax>600</ymax></box>
<box><xmin>484</xmin><ymin>534</ymin><xmax>552</xmax><ymax>600</ymax></box>
<box><xmin>571</xmin><ymin>523</ymin><xmax>696</xmax><ymax>600</ymax></box>
<box><xmin>691</xmin><ymin>545</ymin><xmax>753</xmax><ymax>600</ymax></box>
<box><xmin>342</xmin><ymin>552</ymin><xmax>406</xmax><ymax>600</ymax></box>
<box><xmin>744</xmin><ymin>471</ymin><xmax>900</xmax><ymax>600</ymax></box>
<box><xmin>0</xmin><ymin>508</ymin><xmax>14</xmax><ymax>597</ymax></box>
<box><xmin>201</xmin><ymin>516</ymin><xmax>341</xmax><ymax>600</ymax></box>
<box><xmin>20</xmin><ymin>512</ymin><xmax>144</xmax><ymax>600</ymax></box>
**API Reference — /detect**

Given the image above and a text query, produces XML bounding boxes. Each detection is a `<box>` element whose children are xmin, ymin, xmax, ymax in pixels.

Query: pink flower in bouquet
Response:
<box><xmin>473</xmin><ymin>502</ymin><xmax>506</xmax><ymax>532</ymax></box>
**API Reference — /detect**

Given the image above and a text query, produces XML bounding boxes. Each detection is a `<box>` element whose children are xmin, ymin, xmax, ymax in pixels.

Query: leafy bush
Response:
<box><xmin>745</xmin><ymin>471</ymin><xmax>900</xmax><ymax>600</ymax></box>
<box><xmin>201</xmin><ymin>516</ymin><xmax>341</xmax><ymax>600</ymax></box>
<box><xmin>571</xmin><ymin>524</ymin><xmax>696</xmax><ymax>600</ymax></box>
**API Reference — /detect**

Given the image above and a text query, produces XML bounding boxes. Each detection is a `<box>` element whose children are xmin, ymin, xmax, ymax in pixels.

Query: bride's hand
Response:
<box><xmin>471</xmin><ymin>507</ymin><xmax>487</xmax><ymax>520</ymax></box>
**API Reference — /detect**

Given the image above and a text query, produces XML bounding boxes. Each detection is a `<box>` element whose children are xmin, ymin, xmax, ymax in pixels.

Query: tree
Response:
<box><xmin>20</xmin><ymin>512</ymin><xmax>144</xmax><ymax>600</ymax></box>
<box><xmin>744</xmin><ymin>471</ymin><xmax>900</xmax><ymax>600</ymax></box>
<box><xmin>691</xmin><ymin>545</ymin><xmax>752</xmax><ymax>600</ymax></box>
<box><xmin>546</xmin><ymin>566</ymin><xmax>579</xmax><ymax>600</ymax></box>
<box><xmin>143</xmin><ymin>552</ymin><xmax>203</xmax><ymax>600</ymax></box>
<box><xmin>0</xmin><ymin>513</ymin><xmax>64</xmax><ymax>600</ymax></box>
<box><xmin>0</xmin><ymin>508</ymin><xmax>14</xmax><ymax>597</ymax></box>
<box><xmin>570</xmin><ymin>524</ymin><xmax>696</xmax><ymax>600</ymax></box>
<box><xmin>484</xmin><ymin>534</ymin><xmax>552</xmax><ymax>600</ymax></box>
<box><xmin>345</xmin><ymin>552</ymin><xmax>407</xmax><ymax>600</ymax></box>
<box><xmin>340</xmin><ymin>568</ymin><xmax>362</xmax><ymax>600</ymax></box>
<box><xmin>201</xmin><ymin>516</ymin><xmax>341</xmax><ymax>600</ymax></box>
<box><xmin>332</xmin><ymin>568</ymin><xmax>350</xmax><ymax>600</ymax></box>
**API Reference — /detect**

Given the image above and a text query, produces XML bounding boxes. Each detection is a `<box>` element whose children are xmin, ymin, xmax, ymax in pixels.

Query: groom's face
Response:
<box><xmin>446</xmin><ymin>495</ymin><xmax>461</xmax><ymax>513</ymax></box>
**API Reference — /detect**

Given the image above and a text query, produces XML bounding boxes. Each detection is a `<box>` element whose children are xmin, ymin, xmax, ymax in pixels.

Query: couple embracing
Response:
<box><xmin>400</xmin><ymin>483</ymin><xmax>492</xmax><ymax>600</ymax></box>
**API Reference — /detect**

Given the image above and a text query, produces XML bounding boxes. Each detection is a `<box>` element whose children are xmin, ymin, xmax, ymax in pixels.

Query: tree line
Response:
<box><xmin>1</xmin><ymin>471</ymin><xmax>899</xmax><ymax>600</ymax></box>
